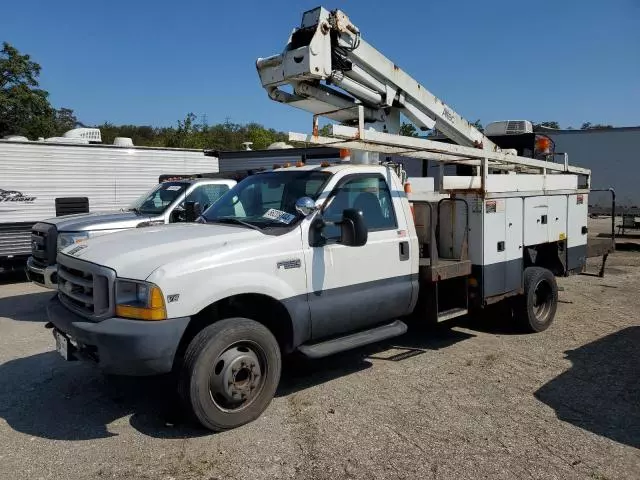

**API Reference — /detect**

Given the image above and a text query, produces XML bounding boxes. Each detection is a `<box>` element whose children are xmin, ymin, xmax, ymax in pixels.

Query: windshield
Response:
<box><xmin>203</xmin><ymin>171</ymin><xmax>330</xmax><ymax>228</ymax></box>
<box><xmin>128</xmin><ymin>182</ymin><xmax>188</xmax><ymax>215</ymax></box>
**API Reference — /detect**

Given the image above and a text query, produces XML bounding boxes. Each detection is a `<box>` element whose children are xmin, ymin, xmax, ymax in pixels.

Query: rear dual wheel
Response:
<box><xmin>514</xmin><ymin>267</ymin><xmax>558</xmax><ymax>332</ymax></box>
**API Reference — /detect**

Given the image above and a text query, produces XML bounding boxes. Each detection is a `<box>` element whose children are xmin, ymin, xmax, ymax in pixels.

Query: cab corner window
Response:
<box><xmin>322</xmin><ymin>176</ymin><xmax>396</xmax><ymax>239</ymax></box>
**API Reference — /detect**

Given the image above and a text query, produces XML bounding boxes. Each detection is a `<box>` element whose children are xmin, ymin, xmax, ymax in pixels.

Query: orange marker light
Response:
<box><xmin>535</xmin><ymin>136</ymin><xmax>551</xmax><ymax>153</ymax></box>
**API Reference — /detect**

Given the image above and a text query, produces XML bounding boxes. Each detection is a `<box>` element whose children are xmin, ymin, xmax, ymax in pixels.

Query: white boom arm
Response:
<box><xmin>256</xmin><ymin>6</ymin><xmax>499</xmax><ymax>152</ymax></box>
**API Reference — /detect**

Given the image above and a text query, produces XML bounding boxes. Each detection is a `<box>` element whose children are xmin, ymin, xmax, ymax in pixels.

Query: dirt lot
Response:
<box><xmin>0</xmin><ymin>245</ymin><xmax>638</xmax><ymax>479</ymax></box>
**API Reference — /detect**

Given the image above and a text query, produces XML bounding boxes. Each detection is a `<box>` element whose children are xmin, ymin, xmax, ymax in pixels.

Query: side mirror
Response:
<box><xmin>295</xmin><ymin>196</ymin><xmax>316</xmax><ymax>216</ymax></box>
<box><xmin>340</xmin><ymin>208</ymin><xmax>367</xmax><ymax>247</ymax></box>
<box><xmin>169</xmin><ymin>207</ymin><xmax>183</xmax><ymax>223</ymax></box>
<box><xmin>184</xmin><ymin>201</ymin><xmax>202</xmax><ymax>222</ymax></box>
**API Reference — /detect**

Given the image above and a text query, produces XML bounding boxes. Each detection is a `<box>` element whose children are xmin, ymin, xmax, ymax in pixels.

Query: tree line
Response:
<box><xmin>0</xmin><ymin>42</ymin><xmax>620</xmax><ymax>149</ymax></box>
<box><xmin>0</xmin><ymin>42</ymin><xmax>288</xmax><ymax>150</ymax></box>
<box><xmin>399</xmin><ymin>119</ymin><xmax>615</xmax><ymax>137</ymax></box>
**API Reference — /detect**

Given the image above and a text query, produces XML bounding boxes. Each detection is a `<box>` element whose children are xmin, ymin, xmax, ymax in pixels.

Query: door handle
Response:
<box><xmin>399</xmin><ymin>241</ymin><xmax>409</xmax><ymax>261</ymax></box>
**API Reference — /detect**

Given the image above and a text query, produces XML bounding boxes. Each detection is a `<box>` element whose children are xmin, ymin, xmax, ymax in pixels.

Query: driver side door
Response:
<box><xmin>303</xmin><ymin>173</ymin><xmax>414</xmax><ymax>340</ymax></box>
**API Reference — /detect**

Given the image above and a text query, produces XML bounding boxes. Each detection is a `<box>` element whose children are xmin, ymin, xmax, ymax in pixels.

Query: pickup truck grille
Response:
<box><xmin>57</xmin><ymin>255</ymin><xmax>115</xmax><ymax>320</ymax></box>
<box><xmin>31</xmin><ymin>223</ymin><xmax>57</xmax><ymax>265</ymax></box>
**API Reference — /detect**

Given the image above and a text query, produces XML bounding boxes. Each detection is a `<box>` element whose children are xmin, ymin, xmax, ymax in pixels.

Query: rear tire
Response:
<box><xmin>179</xmin><ymin>317</ymin><xmax>281</xmax><ymax>431</ymax></box>
<box><xmin>514</xmin><ymin>267</ymin><xmax>558</xmax><ymax>333</ymax></box>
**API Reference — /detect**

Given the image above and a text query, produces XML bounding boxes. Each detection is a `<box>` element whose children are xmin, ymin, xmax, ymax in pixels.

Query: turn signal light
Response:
<box><xmin>115</xmin><ymin>286</ymin><xmax>167</xmax><ymax>321</ymax></box>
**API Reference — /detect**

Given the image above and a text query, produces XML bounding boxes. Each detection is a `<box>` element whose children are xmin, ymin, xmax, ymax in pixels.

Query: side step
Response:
<box><xmin>437</xmin><ymin>308</ymin><xmax>468</xmax><ymax>322</ymax></box>
<box><xmin>297</xmin><ymin>320</ymin><xmax>408</xmax><ymax>359</ymax></box>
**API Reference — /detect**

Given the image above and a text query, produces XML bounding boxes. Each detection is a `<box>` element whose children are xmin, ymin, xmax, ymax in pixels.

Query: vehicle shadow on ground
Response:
<box><xmin>0</xmin><ymin>352</ymin><xmax>207</xmax><ymax>440</ymax></box>
<box><xmin>277</xmin><ymin>326</ymin><xmax>475</xmax><ymax>397</ymax></box>
<box><xmin>0</xmin><ymin>291</ymin><xmax>55</xmax><ymax>322</ymax></box>
<box><xmin>451</xmin><ymin>304</ymin><xmax>528</xmax><ymax>336</ymax></box>
<box><xmin>0</xmin><ymin>326</ymin><xmax>474</xmax><ymax>440</ymax></box>
<box><xmin>535</xmin><ymin>326</ymin><xmax>640</xmax><ymax>449</ymax></box>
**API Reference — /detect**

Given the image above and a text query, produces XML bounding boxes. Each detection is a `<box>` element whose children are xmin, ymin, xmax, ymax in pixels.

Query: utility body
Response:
<box><xmin>46</xmin><ymin>6</ymin><xmax>591</xmax><ymax>431</ymax></box>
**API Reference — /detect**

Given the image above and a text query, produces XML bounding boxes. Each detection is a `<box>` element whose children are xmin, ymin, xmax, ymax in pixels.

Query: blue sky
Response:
<box><xmin>2</xmin><ymin>0</ymin><xmax>638</xmax><ymax>131</ymax></box>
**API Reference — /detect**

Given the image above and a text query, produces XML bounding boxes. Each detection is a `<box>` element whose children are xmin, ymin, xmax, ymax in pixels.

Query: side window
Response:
<box><xmin>185</xmin><ymin>184</ymin><xmax>230</xmax><ymax>210</ymax></box>
<box><xmin>322</xmin><ymin>176</ymin><xmax>397</xmax><ymax>239</ymax></box>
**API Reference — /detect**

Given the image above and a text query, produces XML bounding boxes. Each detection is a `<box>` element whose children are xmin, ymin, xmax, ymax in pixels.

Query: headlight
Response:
<box><xmin>115</xmin><ymin>279</ymin><xmax>167</xmax><ymax>321</ymax></box>
<box><xmin>57</xmin><ymin>231</ymin><xmax>91</xmax><ymax>251</ymax></box>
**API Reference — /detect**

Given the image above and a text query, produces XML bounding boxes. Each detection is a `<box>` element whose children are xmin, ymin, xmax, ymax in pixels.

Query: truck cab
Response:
<box><xmin>27</xmin><ymin>178</ymin><xmax>235</xmax><ymax>288</ymax></box>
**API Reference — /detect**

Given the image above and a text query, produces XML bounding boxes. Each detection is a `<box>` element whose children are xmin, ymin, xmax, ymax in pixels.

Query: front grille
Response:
<box><xmin>57</xmin><ymin>256</ymin><xmax>115</xmax><ymax>320</ymax></box>
<box><xmin>31</xmin><ymin>230</ymin><xmax>46</xmax><ymax>258</ymax></box>
<box><xmin>31</xmin><ymin>223</ymin><xmax>57</xmax><ymax>265</ymax></box>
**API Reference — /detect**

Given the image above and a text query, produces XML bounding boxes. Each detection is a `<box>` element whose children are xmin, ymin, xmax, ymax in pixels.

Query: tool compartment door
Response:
<box><xmin>567</xmin><ymin>193</ymin><xmax>588</xmax><ymax>271</ymax></box>
<box><xmin>524</xmin><ymin>196</ymin><xmax>549</xmax><ymax>246</ymax></box>
<box><xmin>547</xmin><ymin>195</ymin><xmax>567</xmax><ymax>243</ymax></box>
<box><xmin>505</xmin><ymin>197</ymin><xmax>523</xmax><ymax>293</ymax></box>
<box><xmin>482</xmin><ymin>199</ymin><xmax>507</xmax><ymax>296</ymax></box>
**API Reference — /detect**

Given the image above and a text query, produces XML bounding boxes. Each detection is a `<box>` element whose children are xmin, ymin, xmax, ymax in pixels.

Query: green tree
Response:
<box><xmin>0</xmin><ymin>42</ymin><xmax>78</xmax><ymax>138</ymax></box>
<box><xmin>0</xmin><ymin>42</ymin><xmax>54</xmax><ymax>138</ymax></box>
<box><xmin>399</xmin><ymin>122</ymin><xmax>418</xmax><ymax>137</ymax></box>
<box><xmin>318</xmin><ymin>124</ymin><xmax>333</xmax><ymax>136</ymax></box>
<box><xmin>53</xmin><ymin>107</ymin><xmax>78</xmax><ymax>133</ymax></box>
<box><xmin>581</xmin><ymin>122</ymin><xmax>613</xmax><ymax>130</ymax></box>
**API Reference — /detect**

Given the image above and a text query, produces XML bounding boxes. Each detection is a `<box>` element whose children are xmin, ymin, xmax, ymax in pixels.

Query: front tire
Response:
<box><xmin>514</xmin><ymin>267</ymin><xmax>558</xmax><ymax>333</ymax></box>
<box><xmin>179</xmin><ymin>317</ymin><xmax>281</xmax><ymax>431</ymax></box>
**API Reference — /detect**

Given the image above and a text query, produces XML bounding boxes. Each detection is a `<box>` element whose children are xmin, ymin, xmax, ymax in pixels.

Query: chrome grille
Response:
<box><xmin>57</xmin><ymin>255</ymin><xmax>115</xmax><ymax>320</ymax></box>
<box><xmin>31</xmin><ymin>222</ymin><xmax>57</xmax><ymax>265</ymax></box>
<box><xmin>31</xmin><ymin>230</ymin><xmax>46</xmax><ymax>257</ymax></box>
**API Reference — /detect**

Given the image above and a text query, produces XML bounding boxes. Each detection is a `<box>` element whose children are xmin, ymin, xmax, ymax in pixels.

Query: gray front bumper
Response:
<box><xmin>26</xmin><ymin>257</ymin><xmax>58</xmax><ymax>289</ymax></box>
<box><xmin>47</xmin><ymin>295</ymin><xmax>191</xmax><ymax>376</ymax></box>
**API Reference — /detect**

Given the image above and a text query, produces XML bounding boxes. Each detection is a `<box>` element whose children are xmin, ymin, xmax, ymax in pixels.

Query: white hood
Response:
<box><xmin>59</xmin><ymin>223</ymin><xmax>264</xmax><ymax>279</ymax></box>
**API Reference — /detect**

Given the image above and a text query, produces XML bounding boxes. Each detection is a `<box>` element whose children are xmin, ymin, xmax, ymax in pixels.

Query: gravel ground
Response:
<box><xmin>0</xmin><ymin>247</ymin><xmax>638</xmax><ymax>479</ymax></box>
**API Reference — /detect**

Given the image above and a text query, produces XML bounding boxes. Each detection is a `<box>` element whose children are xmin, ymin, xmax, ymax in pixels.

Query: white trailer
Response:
<box><xmin>0</xmin><ymin>129</ymin><xmax>218</xmax><ymax>270</ymax></box>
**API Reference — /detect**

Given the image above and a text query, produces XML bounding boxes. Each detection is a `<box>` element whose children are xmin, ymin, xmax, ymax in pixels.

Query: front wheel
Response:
<box><xmin>513</xmin><ymin>267</ymin><xmax>558</xmax><ymax>333</ymax></box>
<box><xmin>179</xmin><ymin>317</ymin><xmax>281</xmax><ymax>431</ymax></box>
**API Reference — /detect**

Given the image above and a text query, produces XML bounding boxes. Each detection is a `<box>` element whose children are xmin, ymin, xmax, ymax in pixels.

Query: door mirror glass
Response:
<box><xmin>295</xmin><ymin>196</ymin><xmax>316</xmax><ymax>216</ymax></box>
<box><xmin>340</xmin><ymin>208</ymin><xmax>368</xmax><ymax>247</ymax></box>
<box><xmin>170</xmin><ymin>206</ymin><xmax>184</xmax><ymax>223</ymax></box>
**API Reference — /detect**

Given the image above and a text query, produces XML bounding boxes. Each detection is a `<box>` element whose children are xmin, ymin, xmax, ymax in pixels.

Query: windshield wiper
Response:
<box><xmin>211</xmin><ymin>217</ymin><xmax>263</xmax><ymax>231</ymax></box>
<box><xmin>128</xmin><ymin>207</ymin><xmax>141</xmax><ymax>214</ymax></box>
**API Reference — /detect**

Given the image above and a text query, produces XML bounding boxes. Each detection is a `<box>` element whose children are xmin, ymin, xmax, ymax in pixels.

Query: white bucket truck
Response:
<box><xmin>45</xmin><ymin>7</ymin><xmax>591</xmax><ymax>431</ymax></box>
